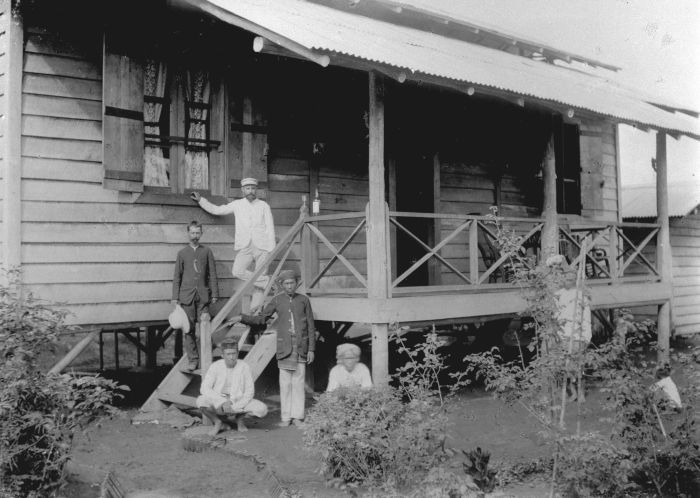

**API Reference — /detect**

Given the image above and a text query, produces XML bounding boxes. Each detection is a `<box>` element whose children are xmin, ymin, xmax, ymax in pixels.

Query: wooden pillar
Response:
<box><xmin>145</xmin><ymin>327</ymin><xmax>158</xmax><ymax>370</ymax></box>
<box><xmin>2</xmin><ymin>7</ymin><xmax>23</xmax><ymax>276</ymax></box>
<box><xmin>655</xmin><ymin>131</ymin><xmax>672</xmax><ymax>363</ymax></box>
<box><xmin>540</xmin><ymin>136</ymin><xmax>558</xmax><ymax>261</ymax></box>
<box><xmin>367</xmin><ymin>72</ymin><xmax>390</xmax><ymax>386</ymax></box>
<box><xmin>301</xmin><ymin>157</ymin><xmax>320</xmax><ymax>291</ymax></box>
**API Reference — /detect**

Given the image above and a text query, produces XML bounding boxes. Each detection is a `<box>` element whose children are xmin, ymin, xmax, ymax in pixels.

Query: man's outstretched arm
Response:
<box><xmin>191</xmin><ymin>192</ymin><xmax>237</xmax><ymax>216</ymax></box>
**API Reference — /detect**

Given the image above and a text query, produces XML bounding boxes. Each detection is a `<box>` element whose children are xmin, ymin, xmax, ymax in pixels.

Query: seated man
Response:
<box><xmin>326</xmin><ymin>343</ymin><xmax>372</xmax><ymax>392</ymax></box>
<box><xmin>196</xmin><ymin>339</ymin><xmax>268</xmax><ymax>436</ymax></box>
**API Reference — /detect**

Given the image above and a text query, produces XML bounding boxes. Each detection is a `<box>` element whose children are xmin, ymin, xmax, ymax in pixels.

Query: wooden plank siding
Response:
<box><xmin>18</xmin><ymin>26</ymin><xmax>236</xmax><ymax>325</ymax></box>
<box><xmin>625</xmin><ymin>213</ymin><xmax>700</xmax><ymax>335</ymax></box>
<box><xmin>670</xmin><ymin>213</ymin><xmax>700</xmax><ymax>334</ymax></box>
<box><xmin>17</xmin><ymin>21</ymin><xmax>630</xmax><ymax>326</ymax></box>
<box><xmin>0</xmin><ymin>3</ymin><xmax>7</xmax><ymax>255</ymax></box>
<box><xmin>580</xmin><ymin>119</ymin><xmax>618</xmax><ymax>222</ymax></box>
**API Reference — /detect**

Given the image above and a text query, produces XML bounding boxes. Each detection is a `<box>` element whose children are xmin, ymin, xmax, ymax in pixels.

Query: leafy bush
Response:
<box><xmin>556</xmin><ymin>433</ymin><xmax>634</xmax><ymax>498</ymax></box>
<box><xmin>363</xmin><ymin>467</ymin><xmax>481</xmax><ymax>498</ymax></box>
<box><xmin>0</xmin><ymin>271</ymin><xmax>122</xmax><ymax>497</ymax></box>
<box><xmin>303</xmin><ymin>386</ymin><xmax>447</xmax><ymax>488</ymax></box>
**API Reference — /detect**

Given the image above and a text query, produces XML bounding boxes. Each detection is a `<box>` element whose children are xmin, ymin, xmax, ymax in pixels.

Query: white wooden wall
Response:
<box><xmin>19</xmin><ymin>26</ymin><xmax>238</xmax><ymax>325</ymax></box>
<box><xmin>671</xmin><ymin>212</ymin><xmax>700</xmax><ymax>335</ymax></box>
<box><xmin>580</xmin><ymin>119</ymin><xmax>619</xmax><ymax>222</ymax></box>
<box><xmin>0</xmin><ymin>1</ymin><xmax>8</xmax><ymax>262</ymax></box>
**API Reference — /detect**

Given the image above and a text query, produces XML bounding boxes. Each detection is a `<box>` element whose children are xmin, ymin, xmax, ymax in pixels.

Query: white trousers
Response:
<box><xmin>232</xmin><ymin>244</ymin><xmax>270</xmax><ymax>310</ymax></box>
<box><xmin>196</xmin><ymin>396</ymin><xmax>268</xmax><ymax>418</ymax></box>
<box><xmin>279</xmin><ymin>363</ymin><xmax>306</xmax><ymax>421</ymax></box>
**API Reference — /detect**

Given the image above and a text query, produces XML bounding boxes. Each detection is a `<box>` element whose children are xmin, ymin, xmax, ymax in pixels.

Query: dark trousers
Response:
<box><xmin>180</xmin><ymin>295</ymin><xmax>210</xmax><ymax>362</ymax></box>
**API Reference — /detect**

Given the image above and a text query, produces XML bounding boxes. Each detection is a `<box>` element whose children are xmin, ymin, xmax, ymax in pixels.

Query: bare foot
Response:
<box><xmin>237</xmin><ymin>418</ymin><xmax>248</xmax><ymax>432</ymax></box>
<box><xmin>208</xmin><ymin>419</ymin><xmax>223</xmax><ymax>437</ymax></box>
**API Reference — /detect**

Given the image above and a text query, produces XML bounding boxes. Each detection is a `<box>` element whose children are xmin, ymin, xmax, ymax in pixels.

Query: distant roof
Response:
<box><xmin>622</xmin><ymin>183</ymin><xmax>700</xmax><ymax>219</ymax></box>
<box><xmin>186</xmin><ymin>0</ymin><xmax>700</xmax><ymax>139</ymax></box>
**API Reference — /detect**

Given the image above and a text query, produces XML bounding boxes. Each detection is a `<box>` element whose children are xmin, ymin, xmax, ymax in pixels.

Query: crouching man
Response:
<box><xmin>196</xmin><ymin>339</ymin><xmax>268</xmax><ymax>436</ymax></box>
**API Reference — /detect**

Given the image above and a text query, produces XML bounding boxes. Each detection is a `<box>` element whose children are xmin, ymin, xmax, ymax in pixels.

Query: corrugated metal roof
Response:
<box><xmin>622</xmin><ymin>183</ymin><xmax>700</xmax><ymax>218</ymax></box>
<box><xmin>192</xmin><ymin>0</ymin><xmax>700</xmax><ymax>138</ymax></box>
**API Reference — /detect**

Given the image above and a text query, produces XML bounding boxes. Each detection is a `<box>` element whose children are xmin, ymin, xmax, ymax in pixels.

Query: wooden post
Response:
<box><xmin>302</xmin><ymin>156</ymin><xmax>320</xmax><ymax>290</ymax></box>
<box><xmin>367</xmin><ymin>72</ymin><xmax>390</xmax><ymax>386</ymax></box>
<box><xmin>145</xmin><ymin>327</ymin><xmax>158</xmax><ymax>371</ymax></box>
<box><xmin>199</xmin><ymin>316</ymin><xmax>212</xmax><ymax>425</ymax></box>
<box><xmin>430</xmin><ymin>153</ymin><xmax>441</xmax><ymax>285</ymax></box>
<box><xmin>469</xmin><ymin>220</ymin><xmax>479</xmax><ymax>284</ymax></box>
<box><xmin>608</xmin><ymin>226</ymin><xmax>619</xmax><ymax>280</ymax></box>
<box><xmin>49</xmin><ymin>329</ymin><xmax>101</xmax><ymax>374</ymax></box>
<box><xmin>656</xmin><ymin>131</ymin><xmax>672</xmax><ymax>364</ymax></box>
<box><xmin>1</xmin><ymin>7</ymin><xmax>23</xmax><ymax>276</ymax></box>
<box><xmin>540</xmin><ymin>136</ymin><xmax>558</xmax><ymax>262</ymax></box>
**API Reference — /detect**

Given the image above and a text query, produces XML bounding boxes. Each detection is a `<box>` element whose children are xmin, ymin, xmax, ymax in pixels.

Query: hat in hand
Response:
<box><xmin>169</xmin><ymin>304</ymin><xmax>190</xmax><ymax>334</ymax></box>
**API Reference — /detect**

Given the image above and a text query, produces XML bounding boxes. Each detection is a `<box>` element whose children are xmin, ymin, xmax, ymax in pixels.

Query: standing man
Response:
<box><xmin>191</xmin><ymin>178</ymin><xmax>275</xmax><ymax>310</ymax></box>
<box><xmin>172</xmin><ymin>221</ymin><xmax>219</xmax><ymax>371</ymax></box>
<box><xmin>234</xmin><ymin>270</ymin><xmax>315</xmax><ymax>427</ymax></box>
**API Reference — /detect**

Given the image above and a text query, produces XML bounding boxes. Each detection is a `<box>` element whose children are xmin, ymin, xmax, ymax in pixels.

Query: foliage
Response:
<box><xmin>597</xmin><ymin>341</ymin><xmax>700</xmax><ymax>497</ymax></box>
<box><xmin>462</xmin><ymin>447</ymin><xmax>497</xmax><ymax>493</ymax></box>
<box><xmin>556</xmin><ymin>432</ymin><xmax>634</xmax><ymax>498</ymax></box>
<box><xmin>363</xmin><ymin>466</ymin><xmax>481</xmax><ymax>498</ymax></box>
<box><xmin>0</xmin><ymin>271</ymin><xmax>123</xmax><ymax>497</ymax></box>
<box><xmin>303</xmin><ymin>386</ymin><xmax>447</xmax><ymax>488</ymax></box>
<box><xmin>304</xmin><ymin>330</ymin><xmax>457</xmax><ymax>490</ymax></box>
<box><xmin>393</xmin><ymin>327</ymin><xmax>462</xmax><ymax>405</ymax></box>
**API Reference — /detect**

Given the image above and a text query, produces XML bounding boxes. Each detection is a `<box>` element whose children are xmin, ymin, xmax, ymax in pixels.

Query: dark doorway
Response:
<box><xmin>395</xmin><ymin>146</ymin><xmax>435</xmax><ymax>287</ymax></box>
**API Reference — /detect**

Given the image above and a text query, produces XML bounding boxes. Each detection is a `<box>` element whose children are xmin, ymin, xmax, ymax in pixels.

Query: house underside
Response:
<box><xmin>1</xmin><ymin>0</ymin><xmax>698</xmax><ymax>385</ymax></box>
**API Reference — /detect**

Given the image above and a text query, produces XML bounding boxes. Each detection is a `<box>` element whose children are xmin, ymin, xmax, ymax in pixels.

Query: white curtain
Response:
<box><xmin>143</xmin><ymin>59</ymin><xmax>169</xmax><ymax>187</ymax></box>
<box><xmin>184</xmin><ymin>69</ymin><xmax>210</xmax><ymax>190</ymax></box>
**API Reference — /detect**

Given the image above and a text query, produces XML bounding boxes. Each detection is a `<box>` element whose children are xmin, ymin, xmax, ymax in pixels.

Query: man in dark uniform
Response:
<box><xmin>236</xmin><ymin>269</ymin><xmax>315</xmax><ymax>427</ymax></box>
<box><xmin>172</xmin><ymin>221</ymin><xmax>219</xmax><ymax>370</ymax></box>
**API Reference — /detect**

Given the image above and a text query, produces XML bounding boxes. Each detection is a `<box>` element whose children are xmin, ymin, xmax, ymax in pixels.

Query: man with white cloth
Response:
<box><xmin>191</xmin><ymin>177</ymin><xmax>275</xmax><ymax>309</ymax></box>
<box><xmin>197</xmin><ymin>339</ymin><xmax>268</xmax><ymax>436</ymax></box>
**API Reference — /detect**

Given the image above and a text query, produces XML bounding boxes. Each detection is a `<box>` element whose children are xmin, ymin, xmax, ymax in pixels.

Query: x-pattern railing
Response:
<box><xmin>560</xmin><ymin>222</ymin><xmax>660</xmax><ymax>280</ymax></box>
<box><xmin>303</xmin><ymin>212</ymin><xmax>368</xmax><ymax>292</ymax></box>
<box><xmin>388</xmin><ymin>212</ymin><xmax>544</xmax><ymax>290</ymax></box>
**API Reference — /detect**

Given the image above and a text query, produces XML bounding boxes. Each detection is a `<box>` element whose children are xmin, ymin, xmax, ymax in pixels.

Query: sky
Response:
<box><xmin>408</xmin><ymin>0</ymin><xmax>700</xmax><ymax>186</ymax></box>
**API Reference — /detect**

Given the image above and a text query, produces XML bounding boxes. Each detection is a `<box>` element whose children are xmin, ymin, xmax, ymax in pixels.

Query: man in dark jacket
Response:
<box><xmin>172</xmin><ymin>221</ymin><xmax>219</xmax><ymax>370</ymax></box>
<box><xmin>238</xmin><ymin>269</ymin><xmax>315</xmax><ymax>427</ymax></box>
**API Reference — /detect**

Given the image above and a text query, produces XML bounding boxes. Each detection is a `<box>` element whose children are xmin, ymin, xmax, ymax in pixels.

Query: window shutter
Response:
<box><xmin>579</xmin><ymin>130</ymin><xmax>604</xmax><ymax>214</ymax></box>
<box><xmin>228</xmin><ymin>93</ymin><xmax>269</xmax><ymax>197</ymax></box>
<box><xmin>103</xmin><ymin>30</ymin><xmax>145</xmax><ymax>192</ymax></box>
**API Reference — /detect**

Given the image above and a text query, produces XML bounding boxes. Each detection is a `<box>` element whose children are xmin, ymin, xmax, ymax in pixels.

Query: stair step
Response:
<box><xmin>157</xmin><ymin>392</ymin><xmax>198</xmax><ymax>408</ymax></box>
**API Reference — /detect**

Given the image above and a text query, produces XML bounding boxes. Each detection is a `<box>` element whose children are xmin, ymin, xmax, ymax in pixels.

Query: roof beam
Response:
<box><xmin>187</xmin><ymin>0</ymin><xmax>330</xmax><ymax>67</ymax></box>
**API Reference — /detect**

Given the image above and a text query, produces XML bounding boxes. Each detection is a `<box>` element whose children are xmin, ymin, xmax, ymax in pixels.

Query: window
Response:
<box><xmin>143</xmin><ymin>61</ymin><xmax>221</xmax><ymax>192</ymax></box>
<box><xmin>554</xmin><ymin>121</ymin><xmax>582</xmax><ymax>214</ymax></box>
<box><xmin>101</xmin><ymin>26</ymin><xmax>265</xmax><ymax>198</ymax></box>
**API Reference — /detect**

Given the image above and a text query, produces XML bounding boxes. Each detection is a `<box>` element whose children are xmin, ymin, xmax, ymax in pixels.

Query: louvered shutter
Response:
<box><xmin>102</xmin><ymin>30</ymin><xmax>145</xmax><ymax>192</ymax></box>
<box><xmin>228</xmin><ymin>81</ymin><xmax>269</xmax><ymax>197</ymax></box>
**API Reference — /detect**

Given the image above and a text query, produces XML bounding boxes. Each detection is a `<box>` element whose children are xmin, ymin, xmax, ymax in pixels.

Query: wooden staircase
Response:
<box><xmin>140</xmin><ymin>210</ymin><xmax>308</xmax><ymax>413</ymax></box>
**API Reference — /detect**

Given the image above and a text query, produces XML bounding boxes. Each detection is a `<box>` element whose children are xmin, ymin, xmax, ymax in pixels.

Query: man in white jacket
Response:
<box><xmin>191</xmin><ymin>177</ymin><xmax>275</xmax><ymax>309</ymax></box>
<box><xmin>196</xmin><ymin>339</ymin><xmax>268</xmax><ymax>436</ymax></box>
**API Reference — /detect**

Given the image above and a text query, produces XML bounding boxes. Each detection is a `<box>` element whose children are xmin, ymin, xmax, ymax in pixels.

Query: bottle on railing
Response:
<box><xmin>312</xmin><ymin>188</ymin><xmax>320</xmax><ymax>215</ymax></box>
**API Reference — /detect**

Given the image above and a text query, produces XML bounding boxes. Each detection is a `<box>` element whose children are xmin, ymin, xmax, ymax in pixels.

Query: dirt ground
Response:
<box><xmin>63</xmin><ymin>336</ymin><xmax>700</xmax><ymax>498</ymax></box>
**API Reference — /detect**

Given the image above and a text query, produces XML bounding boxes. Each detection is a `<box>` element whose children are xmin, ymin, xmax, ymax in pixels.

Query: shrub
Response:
<box><xmin>0</xmin><ymin>271</ymin><xmax>123</xmax><ymax>497</ymax></box>
<box><xmin>556</xmin><ymin>433</ymin><xmax>635</xmax><ymax>498</ymax></box>
<box><xmin>303</xmin><ymin>386</ymin><xmax>447</xmax><ymax>488</ymax></box>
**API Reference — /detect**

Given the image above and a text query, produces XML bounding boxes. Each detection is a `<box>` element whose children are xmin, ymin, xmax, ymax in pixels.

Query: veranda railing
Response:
<box><xmin>201</xmin><ymin>203</ymin><xmax>662</xmax><ymax>371</ymax></box>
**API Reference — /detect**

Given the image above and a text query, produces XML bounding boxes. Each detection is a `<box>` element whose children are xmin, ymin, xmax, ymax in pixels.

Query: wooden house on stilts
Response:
<box><xmin>1</xmin><ymin>0</ymin><xmax>698</xmax><ymax>410</ymax></box>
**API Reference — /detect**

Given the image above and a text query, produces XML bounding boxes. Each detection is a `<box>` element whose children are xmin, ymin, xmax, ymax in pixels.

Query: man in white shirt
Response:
<box><xmin>196</xmin><ymin>339</ymin><xmax>268</xmax><ymax>436</ymax></box>
<box><xmin>192</xmin><ymin>178</ymin><xmax>275</xmax><ymax>309</ymax></box>
<box><xmin>326</xmin><ymin>343</ymin><xmax>372</xmax><ymax>392</ymax></box>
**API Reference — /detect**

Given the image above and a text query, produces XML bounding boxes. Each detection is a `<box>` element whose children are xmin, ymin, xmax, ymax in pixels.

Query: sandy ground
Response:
<box><xmin>63</xmin><ymin>336</ymin><xmax>700</xmax><ymax>497</ymax></box>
